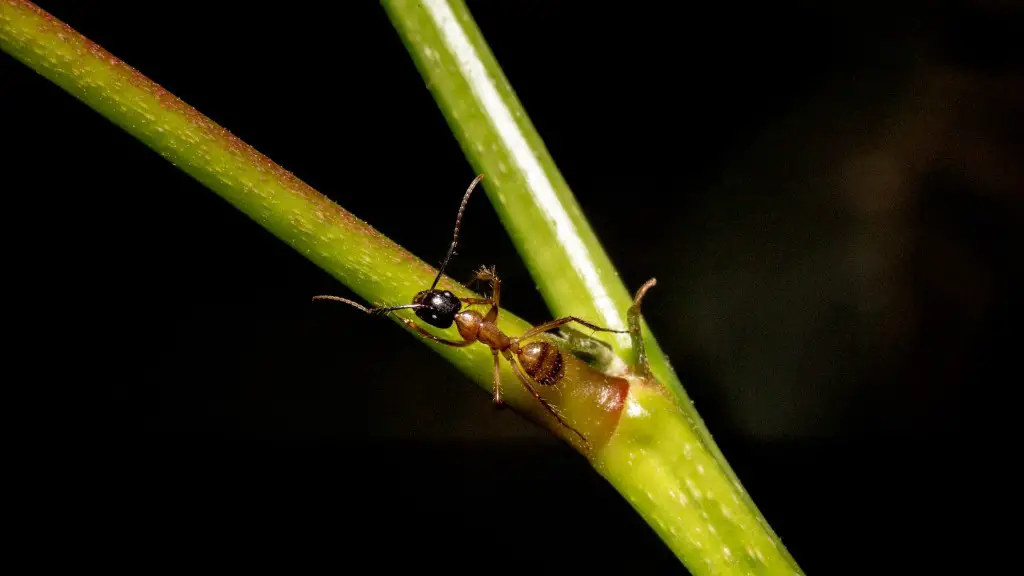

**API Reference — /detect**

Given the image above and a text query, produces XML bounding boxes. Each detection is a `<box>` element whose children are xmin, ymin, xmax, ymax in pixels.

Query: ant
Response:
<box><xmin>312</xmin><ymin>174</ymin><xmax>629</xmax><ymax>448</ymax></box>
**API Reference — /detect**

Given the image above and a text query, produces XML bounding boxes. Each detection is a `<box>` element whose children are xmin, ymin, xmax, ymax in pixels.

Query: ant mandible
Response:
<box><xmin>312</xmin><ymin>174</ymin><xmax>628</xmax><ymax>447</ymax></box>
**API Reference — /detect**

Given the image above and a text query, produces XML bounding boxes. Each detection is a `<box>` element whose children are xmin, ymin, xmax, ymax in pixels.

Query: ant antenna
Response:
<box><xmin>311</xmin><ymin>295</ymin><xmax>423</xmax><ymax>317</ymax></box>
<box><xmin>429</xmin><ymin>173</ymin><xmax>485</xmax><ymax>291</ymax></box>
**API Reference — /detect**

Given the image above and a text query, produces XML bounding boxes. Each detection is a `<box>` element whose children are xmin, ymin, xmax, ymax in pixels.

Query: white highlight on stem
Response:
<box><xmin>624</xmin><ymin>394</ymin><xmax>649</xmax><ymax>418</ymax></box>
<box><xmin>421</xmin><ymin>0</ymin><xmax>627</xmax><ymax>340</ymax></box>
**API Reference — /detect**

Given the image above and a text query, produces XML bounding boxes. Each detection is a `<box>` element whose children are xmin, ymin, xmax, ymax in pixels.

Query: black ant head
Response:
<box><xmin>312</xmin><ymin>177</ymin><xmax>487</xmax><ymax>330</ymax></box>
<box><xmin>406</xmin><ymin>174</ymin><xmax>484</xmax><ymax>330</ymax></box>
<box><xmin>412</xmin><ymin>290</ymin><xmax>462</xmax><ymax>328</ymax></box>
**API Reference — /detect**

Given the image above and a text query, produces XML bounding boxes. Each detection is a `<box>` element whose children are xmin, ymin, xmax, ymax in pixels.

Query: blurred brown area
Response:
<box><xmin>661</xmin><ymin>31</ymin><xmax>1020</xmax><ymax>441</ymax></box>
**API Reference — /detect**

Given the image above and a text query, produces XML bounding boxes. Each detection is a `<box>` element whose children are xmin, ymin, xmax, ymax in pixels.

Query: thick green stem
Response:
<box><xmin>2</xmin><ymin>2</ymin><xmax>804</xmax><ymax>573</ymax></box>
<box><xmin>599</xmin><ymin>385</ymin><xmax>800</xmax><ymax>574</ymax></box>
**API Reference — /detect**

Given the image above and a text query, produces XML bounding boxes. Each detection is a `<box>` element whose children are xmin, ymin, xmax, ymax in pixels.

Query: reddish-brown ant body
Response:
<box><xmin>312</xmin><ymin>174</ymin><xmax>628</xmax><ymax>447</ymax></box>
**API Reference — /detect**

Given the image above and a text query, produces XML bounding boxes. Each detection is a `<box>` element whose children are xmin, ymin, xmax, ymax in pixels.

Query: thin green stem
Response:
<box><xmin>381</xmin><ymin>1</ymin><xmax>800</xmax><ymax>572</ymax></box>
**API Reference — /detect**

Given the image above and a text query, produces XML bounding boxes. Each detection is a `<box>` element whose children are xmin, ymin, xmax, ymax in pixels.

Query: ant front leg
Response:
<box><xmin>474</xmin><ymin>265</ymin><xmax>501</xmax><ymax>323</ymax></box>
<box><xmin>515</xmin><ymin>315</ymin><xmax>628</xmax><ymax>343</ymax></box>
<box><xmin>393</xmin><ymin>316</ymin><xmax>474</xmax><ymax>347</ymax></box>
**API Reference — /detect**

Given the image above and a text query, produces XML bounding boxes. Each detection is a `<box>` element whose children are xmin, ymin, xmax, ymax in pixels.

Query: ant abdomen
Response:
<box><xmin>518</xmin><ymin>341</ymin><xmax>564</xmax><ymax>386</ymax></box>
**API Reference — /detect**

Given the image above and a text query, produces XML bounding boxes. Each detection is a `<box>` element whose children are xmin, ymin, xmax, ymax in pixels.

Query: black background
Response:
<box><xmin>3</xmin><ymin>1</ymin><xmax>1018</xmax><ymax>573</ymax></box>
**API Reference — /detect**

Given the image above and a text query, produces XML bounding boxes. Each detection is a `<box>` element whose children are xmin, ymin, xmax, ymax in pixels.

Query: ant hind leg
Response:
<box><xmin>627</xmin><ymin>278</ymin><xmax>658</xmax><ymax>380</ymax></box>
<box><xmin>516</xmin><ymin>315</ymin><xmax>628</xmax><ymax>343</ymax></box>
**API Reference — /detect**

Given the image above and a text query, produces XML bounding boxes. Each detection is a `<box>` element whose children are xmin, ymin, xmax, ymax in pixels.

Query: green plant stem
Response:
<box><xmin>381</xmin><ymin>0</ymin><xmax>680</xmax><ymax>393</ymax></box>
<box><xmin>382</xmin><ymin>1</ymin><xmax>801</xmax><ymax>572</ymax></box>
<box><xmin>2</xmin><ymin>2</ymin><xmax>804</xmax><ymax>573</ymax></box>
<box><xmin>602</xmin><ymin>385</ymin><xmax>800</xmax><ymax>575</ymax></box>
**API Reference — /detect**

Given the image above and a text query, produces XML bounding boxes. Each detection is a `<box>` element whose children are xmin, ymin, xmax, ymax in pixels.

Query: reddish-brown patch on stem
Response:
<box><xmin>532</xmin><ymin>338</ymin><xmax>631</xmax><ymax>455</ymax></box>
<box><xmin>588</xmin><ymin>373</ymin><xmax>630</xmax><ymax>435</ymax></box>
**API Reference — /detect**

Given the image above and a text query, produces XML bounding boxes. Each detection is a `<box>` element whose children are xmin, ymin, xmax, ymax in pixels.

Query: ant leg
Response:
<box><xmin>516</xmin><ymin>316</ymin><xmax>628</xmax><ymax>343</ymax></box>
<box><xmin>503</xmin><ymin>350</ymin><xmax>590</xmax><ymax>450</ymax></box>
<box><xmin>474</xmin><ymin>265</ymin><xmax>501</xmax><ymax>323</ymax></box>
<box><xmin>459</xmin><ymin>297</ymin><xmax>494</xmax><ymax>306</ymax></box>
<box><xmin>393</xmin><ymin>316</ymin><xmax>474</xmax><ymax>347</ymax></box>
<box><xmin>627</xmin><ymin>278</ymin><xmax>658</xmax><ymax>380</ymax></box>
<box><xmin>491</xmin><ymin>350</ymin><xmax>503</xmax><ymax>404</ymax></box>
